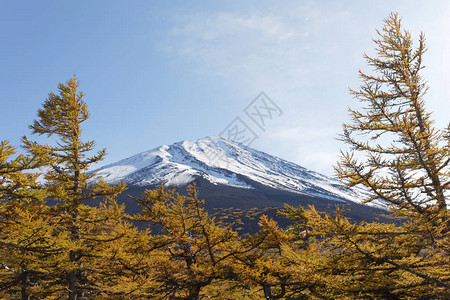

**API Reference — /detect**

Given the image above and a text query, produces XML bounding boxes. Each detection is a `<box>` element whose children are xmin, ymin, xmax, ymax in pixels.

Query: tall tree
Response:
<box><xmin>123</xmin><ymin>184</ymin><xmax>238</xmax><ymax>299</ymax></box>
<box><xmin>332</xmin><ymin>13</ymin><xmax>449</xmax><ymax>297</ymax></box>
<box><xmin>23</xmin><ymin>76</ymin><xmax>126</xmax><ymax>299</ymax></box>
<box><xmin>336</xmin><ymin>12</ymin><xmax>448</xmax><ymax>223</ymax></box>
<box><xmin>231</xmin><ymin>210</ymin><xmax>321</xmax><ymax>300</ymax></box>
<box><xmin>0</xmin><ymin>140</ymin><xmax>52</xmax><ymax>299</ymax></box>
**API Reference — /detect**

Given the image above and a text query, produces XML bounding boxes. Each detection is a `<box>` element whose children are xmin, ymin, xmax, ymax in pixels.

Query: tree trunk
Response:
<box><xmin>263</xmin><ymin>284</ymin><xmax>272</xmax><ymax>299</ymax></box>
<box><xmin>20</xmin><ymin>264</ymin><xmax>30</xmax><ymax>300</ymax></box>
<box><xmin>69</xmin><ymin>250</ymin><xmax>79</xmax><ymax>300</ymax></box>
<box><xmin>69</xmin><ymin>270</ymin><xmax>78</xmax><ymax>300</ymax></box>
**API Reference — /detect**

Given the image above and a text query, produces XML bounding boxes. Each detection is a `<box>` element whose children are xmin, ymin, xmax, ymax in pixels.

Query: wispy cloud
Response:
<box><xmin>160</xmin><ymin>1</ymin><xmax>450</xmax><ymax>175</ymax></box>
<box><xmin>164</xmin><ymin>12</ymin><xmax>310</xmax><ymax>88</ymax></box>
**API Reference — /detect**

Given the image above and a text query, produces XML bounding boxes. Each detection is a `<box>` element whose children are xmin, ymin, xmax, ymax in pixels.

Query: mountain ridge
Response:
<box><xmin>92</xmin><ymin>136</ymin><xmax>385</xmax><ymax>209</ymax></box>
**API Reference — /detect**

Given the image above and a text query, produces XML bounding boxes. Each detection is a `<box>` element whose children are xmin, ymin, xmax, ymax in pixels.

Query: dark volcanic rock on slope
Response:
<box><xmin>92</xmin><ymin>136</ymin><xmax>392</xmax><ymax>233</ymax></box>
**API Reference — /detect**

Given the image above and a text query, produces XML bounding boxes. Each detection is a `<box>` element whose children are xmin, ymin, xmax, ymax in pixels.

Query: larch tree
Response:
<box><xmin>94</xmin><ymin>184</ymin><xmax>316</xmax><ymax>299</ymax></box>
<box><xmin>22</xmin><ymin>76</ymin><xmax>127</xmax><ymax>299</ymax></box>
<box><xmin>231</xmin><ymin>211</ymin><xmax>320</xmax><ymax>300</ymax></box>
<box><xmin>330</xmin><ymin>13</ymin><xmax>449</xmax><ymax>297</ymax></box>
<box><xmin>119</xmin><ymin>183</ymin><xmax>240</xmax><ymax>299</ymax></box>
<box><xmin>336</xmin><ymin>13</ymin><xmax>448</xmax><ymax>222</ymax></box>
<box><xmin>0</xmin><ymin>140</ymin><xmax>54</xmax><ymax>299</ymax></box>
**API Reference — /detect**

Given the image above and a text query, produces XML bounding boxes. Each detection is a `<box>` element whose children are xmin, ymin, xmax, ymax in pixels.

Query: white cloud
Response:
<box><xmin>163</xmin><ymin>10</ymin><xmax>320</xmax><ymax>90</ymax></box>
<box><xmin>160</xmin><ymin>1</ymin><xmax>450</xmax><ymax>175</ymax></box>
<box><xmin>159</xmin><ymin>6</ymin><xmax>362</xmax><ymax>175</ymax></box>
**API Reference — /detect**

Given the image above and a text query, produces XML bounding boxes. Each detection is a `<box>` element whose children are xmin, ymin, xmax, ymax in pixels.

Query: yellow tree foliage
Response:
<box><xmin>302</xmin><ymin>207</ymin><xmax>448</xmax><ymax>298</ymax></box>
<box><xmin>336</xmin><ymin>13</ymin><xmax>449</xmax><ymax>223</ymax></box>
<box><xmin>329</xmin><ymin>13</ymin><xmax>450</xmax><ymax>298</ymax></box>
<box><xmin>95</xmin><ymin>184</ymin><xmax>322</xmax><ymax>299</ymax></box>
<box><xmin>110</xmin><ymin>183</ymin><xmax>240</xmax><ymax>299</ymax></box>
<box><xmin>21</xmin><ymin>76</ymin><xmax>127</xmax><ymax>299</ymax></box>
<box><xmin>3</xmin><ymin>13</ymin><xmax>449</xmax><ymax>298</ymax></box>
<box><xmin>0</xmin><ymin>140</ymin><xmax>57</xmax><ymax>300</ymax></box>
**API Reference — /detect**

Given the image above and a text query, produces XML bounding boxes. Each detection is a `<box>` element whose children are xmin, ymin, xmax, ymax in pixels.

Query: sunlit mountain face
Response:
<box><xmin>92</xmin><ymin>136</ymin><xmax>391</xmax><ymax>233</ymax></box>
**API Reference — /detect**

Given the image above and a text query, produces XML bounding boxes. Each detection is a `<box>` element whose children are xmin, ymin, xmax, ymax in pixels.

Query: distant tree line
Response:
<box><xmin>0</xmin><ymin>13</ymin><xmax>448</xmax><ymax>299</ymax></box>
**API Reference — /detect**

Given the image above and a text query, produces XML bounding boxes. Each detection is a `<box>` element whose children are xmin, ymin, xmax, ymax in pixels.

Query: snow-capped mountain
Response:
<box><xmin>93</xmin><ymin>136</ymin><xmax>384</xmax><ymax>209</ymax></box>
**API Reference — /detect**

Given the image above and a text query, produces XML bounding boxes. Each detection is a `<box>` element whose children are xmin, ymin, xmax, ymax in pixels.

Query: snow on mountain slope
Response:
<box><xmin>92</xmin><ymin>136</ymin><xmax>385</xmax><ymax>208</ymax></box>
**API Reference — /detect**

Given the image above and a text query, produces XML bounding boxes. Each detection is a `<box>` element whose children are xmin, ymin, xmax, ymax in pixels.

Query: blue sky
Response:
<box><xmin>1</xmin><ymin>1</ymin><xmax>450</xmax><ymax>175</ymax></box>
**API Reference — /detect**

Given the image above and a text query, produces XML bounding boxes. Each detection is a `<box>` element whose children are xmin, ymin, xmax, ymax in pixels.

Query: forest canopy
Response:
<box><xmin>0</xmin><ymin>13</ymin><xmax>448</xmax><ymax>299</ymax></box>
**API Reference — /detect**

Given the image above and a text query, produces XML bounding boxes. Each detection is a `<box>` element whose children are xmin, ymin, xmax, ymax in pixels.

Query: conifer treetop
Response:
<box><xmin>336</xmin><ymin>13</ymin><xmax>449</xmax><ymax>217</ymax></box>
